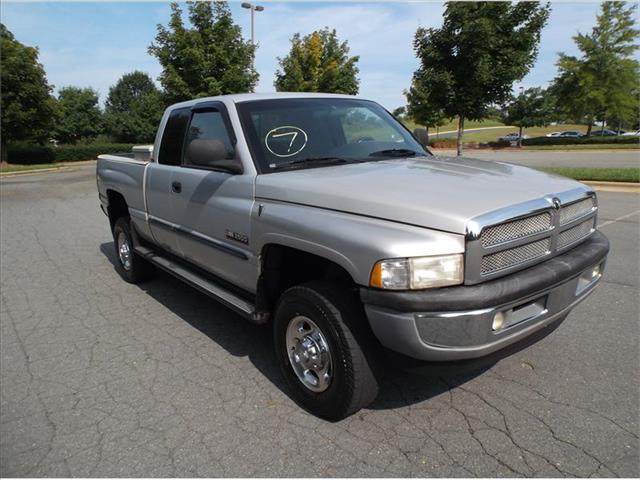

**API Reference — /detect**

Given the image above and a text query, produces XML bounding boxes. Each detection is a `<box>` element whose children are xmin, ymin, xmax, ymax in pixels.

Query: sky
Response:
<box><xmin>0</xmin><ymin>1</ymin><xmax>623</xmax><ymax>110</ymax></box>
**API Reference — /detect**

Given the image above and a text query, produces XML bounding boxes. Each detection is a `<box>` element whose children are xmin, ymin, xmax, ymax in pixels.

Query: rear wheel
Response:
<box><xmin>112</xmin><ymin>217</ymin><xmax>153</xmax><ymax>283</ymax></box>
<box><xmin>274</xmin><ymin>281</ymin><xmax>379</xmax><ymax>420</ymax></box>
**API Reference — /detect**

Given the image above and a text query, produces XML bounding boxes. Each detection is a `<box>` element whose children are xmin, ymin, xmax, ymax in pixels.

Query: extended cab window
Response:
<box><xmin>183</xmin><ymin>110</ymin><xmax>234</xmax><ymax>166</ymax></box>
<box><xmin>158</xmin><ymin>108</ymin><xmax>190</xmax><ymax>166</ymax></box>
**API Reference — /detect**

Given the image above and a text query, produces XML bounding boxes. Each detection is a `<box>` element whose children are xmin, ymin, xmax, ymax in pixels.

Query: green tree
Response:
<box><xmin>404</xmin><ymin>78</ymin><xmax>447</xmax><ymax>144</ymax></box>
<box><xmin>104</xmin><ymin>71</ymin><xmax>164</xmax><ymax>143</ymax></box>
<box><xmin>55</xmin><ymin>87</ymin><xmax>102</xmax><ymax>144</ymax></box>
<box><xmin>392</xmin><ymin>106</ymin><xmax>406</xmax><ymax>118</ymax></box>
<box><xmin>149</xmin><ymin>1</ymin><xmax>257</xmax><ymax>105</ymax></box>
<box><xmin>551</xmin><ymin>2</ymin><xmax>639</xmax><ymax>135</ymax></box>
<box><xmin>274</xmin><ymin>28</ymin><xmax>359</xmax><ymax>94</ymax></box>
<box><xmin>410</xmin><ymin>2</ymin><xmax>550</xmax><ymax>155</ymax></box>
<box><xmin>501</xmin><ymin>87</ymin><xmax>555</xmax><ymax>147</ymax></box>
<box><xmin>0</xmin><ymin>24</ymin><xmax>57</xmax><ymax>159</ymax></box>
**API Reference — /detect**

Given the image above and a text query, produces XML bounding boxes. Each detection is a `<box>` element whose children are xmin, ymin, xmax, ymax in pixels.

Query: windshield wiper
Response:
<box><xmin>368</xmin><ymin>148</ymin><xmax>418</xmax><ymax>158</ymax></box>
<box><xmin>272</xmin><ymin>157</ymin><xmax>348</xmax><ymax>170</ymax></box>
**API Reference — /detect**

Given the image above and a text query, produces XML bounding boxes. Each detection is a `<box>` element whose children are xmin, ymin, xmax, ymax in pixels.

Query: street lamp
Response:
<box><xmin>241</xmin><ymin>2</ymin><xmax>264</xmax><ymax>47</ymax></box>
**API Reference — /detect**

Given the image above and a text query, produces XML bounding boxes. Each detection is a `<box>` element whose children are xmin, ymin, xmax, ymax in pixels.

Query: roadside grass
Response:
<box><xmin>0</xmin><ymin>162</ymin><xmax>66</xmax><ymax>174</ymax></box>
<box><xmin>523</xmin><ymin>143</ymin><xmax>639</xmax><ymax>151</ymax></box>
<box><xmin>401</xmin><ymin>118</ymin><xmax>506</xmax><ymax>132</ymax></box>
<box><xmin>540</xmin><ymin>167</ymin><xmax>639</xmax><ymax>183</ymax></box>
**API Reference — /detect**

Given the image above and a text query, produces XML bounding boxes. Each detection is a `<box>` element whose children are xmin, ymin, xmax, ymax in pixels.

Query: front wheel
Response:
<box><xmin>273</xmin><ymin>281</ymin><xmax>379</xmax><ymax>420</ymax></box>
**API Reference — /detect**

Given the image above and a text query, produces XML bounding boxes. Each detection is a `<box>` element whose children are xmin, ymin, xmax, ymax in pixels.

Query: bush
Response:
<box><xmin>522</xmin><ymin>135</ymin><xmax>639</xmax><ymax>146</ymax></box>
<box><xmin>428</xmin><ymin>138</ymin><xmax>457</xmax><ymax>148</ymax></box>
<box><xmin>484</xmin><ymin>139</ymin><xmax>512</xmax><ymax>149</ymax></box>
<box><xmin>7</xmin><ymin>143</ymin><xmax>134</xmax><ymax>165</ymax></box>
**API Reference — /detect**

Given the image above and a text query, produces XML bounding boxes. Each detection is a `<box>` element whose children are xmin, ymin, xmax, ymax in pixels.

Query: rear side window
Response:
<box><xmin>158</xmin><ymin>108</ymin><xmax>190</xmax><ymax>166</ymax></box>
<box><xmin>183</xmin><ymin>110</ymin><xmax>235</xmax><ymax>165</ymax></box>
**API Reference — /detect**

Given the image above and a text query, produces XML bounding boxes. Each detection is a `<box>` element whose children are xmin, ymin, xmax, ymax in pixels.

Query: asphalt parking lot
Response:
<box><xmin>1</xmin><ymin>165</ymin><xmax>638</xmax><ymax>477</ymax></box>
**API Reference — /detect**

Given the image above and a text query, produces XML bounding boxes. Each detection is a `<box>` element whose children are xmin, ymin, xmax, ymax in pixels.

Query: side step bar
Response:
<box><xmin>134</xmin><ymin>245</ymin><xmax>257</xmax><ymax>321</ymax></box>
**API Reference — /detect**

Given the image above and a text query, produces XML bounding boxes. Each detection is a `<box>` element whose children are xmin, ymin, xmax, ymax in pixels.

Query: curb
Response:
<box><xmin>0</xmin><ymin>167</ymin><xmax>68</xmax><ymax>177</ymax></box>
<box><xmin>582</xmin><ymin>181</ymin><xmax>640</xmax><ymax>193</ymax></box>
<box><xmin>0</xmin><ymin>160</ymin><xmax>96</xmax><ymax>177</ymax></box>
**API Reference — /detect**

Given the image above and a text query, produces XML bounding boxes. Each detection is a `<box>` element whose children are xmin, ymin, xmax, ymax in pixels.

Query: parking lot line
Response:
<box><xmin>597</xmin><ymin>209</ymin><xmax>640</xmax><ymax>228</ymax></box>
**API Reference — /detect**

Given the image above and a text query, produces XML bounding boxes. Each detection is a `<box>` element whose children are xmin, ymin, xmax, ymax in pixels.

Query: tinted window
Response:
<box><xmin>158</xmin><ymin>108</ymin><xmax>190</xmax><ymax>166</ymax></box>
<box><xmin>183</xmin><ymin>110</ymin><xmax>234</xmax><ymax>165</ymax></box>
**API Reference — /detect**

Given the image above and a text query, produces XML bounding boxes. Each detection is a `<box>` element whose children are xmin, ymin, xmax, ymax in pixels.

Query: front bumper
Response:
<box><xmin>361</xmin><ymin>231</ymin><xmax>609</xmax><ymax>361</ymax></box>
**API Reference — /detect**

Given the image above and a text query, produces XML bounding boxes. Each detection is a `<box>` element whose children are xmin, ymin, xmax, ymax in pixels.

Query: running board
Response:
<box><xmin>134</xmin><ymin>246</ymin><xmax>257</xmax><ymax>320</ymax></box>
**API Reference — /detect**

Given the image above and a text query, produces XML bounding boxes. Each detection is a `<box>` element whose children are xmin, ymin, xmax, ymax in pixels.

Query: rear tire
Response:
<box><xmin>273</xmin><ymin>281</ymin><xmax>379</xmax><ymax>420</ymax></box>
<box><xmin>112</xmin><ymin>217</ymin><xmax>153</xmax><ymax>284</ymax></box>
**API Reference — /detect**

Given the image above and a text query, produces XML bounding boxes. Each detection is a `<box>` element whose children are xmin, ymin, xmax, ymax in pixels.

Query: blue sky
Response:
<box><xmin>1</xmin><ymin>1</ymin><xmax>619</xmax><ymax>109</ymax></box>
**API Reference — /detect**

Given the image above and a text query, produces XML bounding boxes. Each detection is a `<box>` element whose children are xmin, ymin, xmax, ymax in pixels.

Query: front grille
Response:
<box><xmin>560</xmin><ymin>197</ymin><xmax>595</xmax><ymax>225</ymax></box>
<box><xmin>465</xmin><ymin>192</ymin><xmax>598</xmax><ymax>284</ymax></box>
<box><xmin>558</xmin><ymin>218</ymin><xmax>595</xmax><ymax>249</ymax></box>
<box><xmin>480</xmin><ymin>212</ymin><xmax>552</xmax><ymax>247</ymax></box>
<box><xmin>481</xmin><ymin>238</ymin><xmax>551</xmax><ymax>275</ymax></box>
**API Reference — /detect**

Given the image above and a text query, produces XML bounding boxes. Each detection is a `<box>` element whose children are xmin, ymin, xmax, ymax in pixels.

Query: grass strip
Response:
<box><xmin>540</xmin><ymin>167</ymin><xmax>639</xmax><ymax>183</ymax></box>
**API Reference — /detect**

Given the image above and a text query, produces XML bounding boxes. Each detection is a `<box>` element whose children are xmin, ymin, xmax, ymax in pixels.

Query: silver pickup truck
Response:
<box><xmin>97</xmin><ymin>93</ymin><xmax>609</xmax><ymax>419</ymax></box>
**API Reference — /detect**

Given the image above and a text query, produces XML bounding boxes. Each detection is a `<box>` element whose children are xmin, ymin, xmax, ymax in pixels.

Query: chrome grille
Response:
<box><xmin>558</xmin><ymin>218</ymin><xmax>595</xmax><ymax>249</ymax></box>
<box><xmin>464</xmin><ymin>190</ymin><xmax>598</xmax><ymax>285</ymax></box>
<box><xmin>481</xmin><ymin>239</ymin><xmax>551</xmax><ymax>275</ymax></box>
<box><xmin>480</xmin><ymin>212</ymin><xmax>552</xmax><ymax>247</ymax></box>
<box><xmin>560</xmin><ymin>197</ymin><xmax>595</xmax><ymax>225</ymax></box>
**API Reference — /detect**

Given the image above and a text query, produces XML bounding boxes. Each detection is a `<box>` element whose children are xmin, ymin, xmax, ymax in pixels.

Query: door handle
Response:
<box><xmin>171</xmin><ymin>181</ymin><xmax>182</xmax><ymax>193</ymax></box>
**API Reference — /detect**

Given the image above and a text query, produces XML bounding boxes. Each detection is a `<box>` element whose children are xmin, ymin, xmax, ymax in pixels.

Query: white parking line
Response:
<box><xmin>597</xmin><ymin>209</ymin><xmax>640</xmax><ymax>228</ymax></box>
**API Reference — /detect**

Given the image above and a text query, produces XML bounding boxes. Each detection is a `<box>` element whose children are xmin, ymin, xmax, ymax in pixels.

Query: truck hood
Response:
<box><xmin>255</xmin><ymin>156</ymin><xmax>590</xmax><ymax>234</ymax></box>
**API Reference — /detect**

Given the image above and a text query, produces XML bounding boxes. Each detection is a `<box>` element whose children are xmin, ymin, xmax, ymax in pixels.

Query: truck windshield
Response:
<box><xmin>236</xmin><ymin>98</ymin><xmax>429</xmax><ymax>173</ymax></box>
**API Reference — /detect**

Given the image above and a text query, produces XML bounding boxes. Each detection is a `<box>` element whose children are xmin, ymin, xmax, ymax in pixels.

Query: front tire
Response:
<box><xmin>273</xmin><ymin>281</ymin><xmax>379</xmax><ymax>420</ymax></box>
<box><xmin>112</xmin><ymin>217</ymin><xmax>153</xmax><ymax>284</ymax></box>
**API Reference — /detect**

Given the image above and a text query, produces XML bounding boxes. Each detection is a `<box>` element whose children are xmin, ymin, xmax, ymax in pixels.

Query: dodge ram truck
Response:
<box><xmin>97</xmin><ymin>93</ymin><xmax>609</xmax><ymax>419</ymax></box>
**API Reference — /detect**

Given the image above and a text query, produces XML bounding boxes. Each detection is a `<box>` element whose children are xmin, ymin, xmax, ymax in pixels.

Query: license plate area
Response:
<box><xmin>502</xmin><ymin>296</ymin><xmax>548</xmax><ymax>330</ymax></box>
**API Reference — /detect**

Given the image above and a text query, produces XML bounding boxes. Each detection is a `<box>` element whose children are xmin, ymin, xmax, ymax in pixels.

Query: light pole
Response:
<box><xmin>242</xmin><ymin>2</ymin><xmax>264</xmax><ymax>70</ymax></box>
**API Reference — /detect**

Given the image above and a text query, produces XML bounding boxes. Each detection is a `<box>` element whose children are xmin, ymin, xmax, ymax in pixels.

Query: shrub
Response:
<box><xmin>7</xmin><ymin>143</ymin><xmax>134</xmax><ymax>165</ymax></box>
<box><xmin>428</xmin><ymin>138</ymin><xmax>457</xmax><ymax>148</ymax></box>
<box><xmin>522</xmin><ymin>135</ymin><xmax>639</xmax><ymax>146</ymax></box>
<box><xmin>484</xmin><ymin>139</ymin><xmax>512</xmax><ymax>148</ymax></box>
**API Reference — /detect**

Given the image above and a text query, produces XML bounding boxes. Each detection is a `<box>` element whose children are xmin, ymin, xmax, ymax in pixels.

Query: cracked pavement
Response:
<box><xmin>1</xmin><ymin>166</ymin><xmax>638</xmax><ymax>477</ymax></box>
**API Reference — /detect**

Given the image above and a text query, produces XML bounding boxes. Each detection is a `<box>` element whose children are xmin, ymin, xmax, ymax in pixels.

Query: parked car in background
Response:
<box><xmin>546</xmin><ymin>132</ymin><xmax>562</xmax><ymax>137</ymax></box>
<box><xmin>96</xmin><ymin>93</ymin><xmax>609</xmax><ymax>420</ymax></box>
<box><xmin>590</xmin><ymin>129</ymin><xmax>619</xmax><ymax>136</ymax></box>
<box><xmin>559</xmin><ymin>131</ymin><xmax>584</xmax><ymax>138</ymax></box>
<box><xmin>622</xmin><ymin>130</ymin><xmax>640</xmax><ymax>136</ymax></box>
<box><xmin>499</xmin><ymin>132</ymin><xmax>529</xmax><ymax>142</ymax></box>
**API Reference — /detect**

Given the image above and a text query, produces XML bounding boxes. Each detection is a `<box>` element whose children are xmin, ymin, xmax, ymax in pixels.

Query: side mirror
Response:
<box><xmin>186</xmin><ymin>139</ymin><xmax>243</xmax><ymax>174</ymax></box>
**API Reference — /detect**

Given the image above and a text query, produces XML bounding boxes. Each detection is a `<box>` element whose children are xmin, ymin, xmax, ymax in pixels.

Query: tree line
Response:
<box><xmin>1</xmin><ymin>1</ymin><xmax>638</xmax><ymax>160</ymax></box>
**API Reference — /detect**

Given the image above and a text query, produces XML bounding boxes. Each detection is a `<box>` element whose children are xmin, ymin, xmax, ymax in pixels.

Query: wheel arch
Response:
<box><xmin>256</xmin><ymin>241</ymin><xmax>361</xmax><ymax>316</ymax></box>
<box><xmin>106</xmin><ymin>189</ymin><xmax>129</xmax><ymax>231</ymax></box>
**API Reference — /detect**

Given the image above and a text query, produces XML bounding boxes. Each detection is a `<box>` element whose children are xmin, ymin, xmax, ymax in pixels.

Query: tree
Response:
<box><xmin>55</xmin><ymin>87</ymin><xmax>102</xmax><ymax>144</ymax></box>
<box><xmin>501</xmin><ymin>87</ymin><xmax>554</xmax><ymax>146</ymax></box>
<box><xmin>551</xmin><ymin>2</ymin><xmax>639</xmax><ymax>135</ymax></box>
<box><xmin>410</xmin><ymin>2</ymin><xmax>550</xmax><ymax>155</ymax></box>
<box><xmin>404</xmin><ymin>78</ymin><xmax>447</xmax><ymax>144</ymax></box>
<box><xmin>0</xmin><ymin>24</ymin><xmax>57</xmax><ymax>159</ymax></box>
<box><xmin>149</xmin><ymin>1</ymin><xmax>257</xmax><ymax>105</ymax></box>
<box><xmin>274</xmin><ymin>28</ymin><xmax>359</xmax><ymax>94</ymax></box>
<box><xmin>104</xmin><ymin>71</ymin><xmax>164</xmax><ymax>143</ymax></box>
<box><xmin>392</xmin><ymin>106</ymin><xmax>406</xmax><ymax>118</ymax></box>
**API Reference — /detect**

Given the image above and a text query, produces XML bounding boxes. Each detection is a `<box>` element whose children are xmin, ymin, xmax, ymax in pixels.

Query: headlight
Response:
<box><xmin>370</xmin><ymin>254</ymin><xmax>464</xmax><ymax>290</ymax></box>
